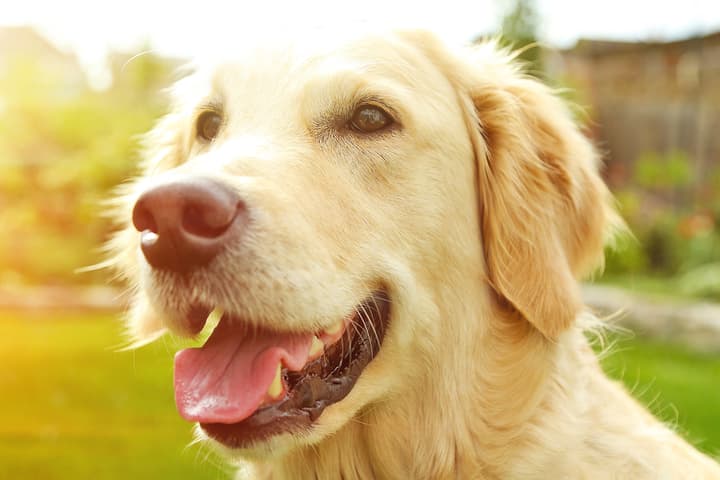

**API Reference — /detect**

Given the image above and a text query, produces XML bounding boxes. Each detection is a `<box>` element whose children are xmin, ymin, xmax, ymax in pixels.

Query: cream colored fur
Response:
<box><xmin>109</xmin><ymin>29</ymin><xmax>720</xmax><ymax>479</ymax></box>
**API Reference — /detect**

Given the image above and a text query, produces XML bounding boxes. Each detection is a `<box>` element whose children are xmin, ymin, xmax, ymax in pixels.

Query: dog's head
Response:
<box><xmin>110</xmin><ymin>29</ymin><xmax>616</xmax><ymax>457</ymax></box>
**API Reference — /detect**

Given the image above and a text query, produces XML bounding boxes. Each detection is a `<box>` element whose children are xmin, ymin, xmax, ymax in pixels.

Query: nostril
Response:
<box><xmin>132</xmin><ymin>202</ymin><xmax>159</xmax><ymax>234</ymax></box>
<box><xmin>181</xmin><ymin>202</ymin><xmax>241</xmax><ymax>238</ymax></box>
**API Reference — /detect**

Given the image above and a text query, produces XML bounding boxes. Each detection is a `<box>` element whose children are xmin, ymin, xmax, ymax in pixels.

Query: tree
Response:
<box><xmin>0</xmin><ymin>48</ymin><xmax>173</xmax><ymax>285</ymax></box>
<box><xmin>499</xmin><ymin>0</ymin><xmax>543</xmax><ymax>74</ymax></box>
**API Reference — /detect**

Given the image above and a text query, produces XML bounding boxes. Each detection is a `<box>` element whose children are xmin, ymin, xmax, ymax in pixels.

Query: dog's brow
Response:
<box><xmin>196</xmin><ymin>98</ymin><xmax>224</xmax><ymax>114</ymax></box>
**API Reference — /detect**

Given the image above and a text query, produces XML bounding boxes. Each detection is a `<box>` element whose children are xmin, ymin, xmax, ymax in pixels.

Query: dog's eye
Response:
<box><xmin>349</xmin><ymin>104</ymin><xmax>393</xmax><ymax>133</ymax></box>
<box><xmin>196</xmin><ymin>111</ymin><xmax>222</xmax><ymax>142</ymax></box>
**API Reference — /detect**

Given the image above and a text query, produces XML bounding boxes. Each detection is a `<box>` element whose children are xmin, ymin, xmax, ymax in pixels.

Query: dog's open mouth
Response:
<box><xmin>173</xmin><ymin>289</ymin><xmax>390</xmax><ymax>448</ymax></box>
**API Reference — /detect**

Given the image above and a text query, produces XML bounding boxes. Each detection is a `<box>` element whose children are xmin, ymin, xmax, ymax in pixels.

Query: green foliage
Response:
<box><xmin>634</xmin><ymin>150</ymin><xmax>693</xmax><ymax>190</ymax></box>
<box><xmin>604</xmin><ymin>151</ymin><xmax>720</xmax><ymax>300</ymax></box>
<box><xmin>499</xmin><ymin>0</ymin><xmax>543</xmax><ymax>74</ymax></box>
<box><xmin>604</xmin><ymin>233</ymin><xmax>649</xmax><ymax>274</ymax></box>
<box><xmin>0</xmin><ymin>311</ymin><xmax>226</xmax><ymax>479</ymax></box>
<box><xmin>0</xmin><ymin>51</ymin><xmax>175</xmax><ymax>285</ymax></box>
<box><xmin>679</xmin><ymin>263</ymin><xmax>720</xmax><ymax>299</ymax></box>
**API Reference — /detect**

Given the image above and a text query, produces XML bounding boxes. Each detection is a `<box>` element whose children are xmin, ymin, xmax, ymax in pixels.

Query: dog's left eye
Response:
<box><xmin>349</xmin><ymin>104</ymin><xmax>393</xmax><ymax>133</ymax></box>
<box><xmin>196</xmin><ymin>111</ymin><xmax>222</xmax><ymax>142</ymax></box>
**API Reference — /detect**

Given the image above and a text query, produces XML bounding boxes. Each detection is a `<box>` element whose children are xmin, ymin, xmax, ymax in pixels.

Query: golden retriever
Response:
<box><xmin>109</xmin><ymin>29</ymin><xmax>720</xmax><ymax>479</ymax></box>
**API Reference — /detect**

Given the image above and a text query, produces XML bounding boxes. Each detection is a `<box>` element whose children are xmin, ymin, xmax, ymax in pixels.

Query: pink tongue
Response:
<box><xmin>174</xmin><ymin>321</ymin><xmax>313</xmax><ymax>424</ymax></box>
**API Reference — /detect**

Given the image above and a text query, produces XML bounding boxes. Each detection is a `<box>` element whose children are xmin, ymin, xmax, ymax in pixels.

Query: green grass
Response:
<box><xmin>0</xmin><ymin>311</ymin><xmax>229</xmax><ymax>480</ymax></box>
<box><xmin>599</xmin><ymin>334</ymin><xmax>720</xmax><ymax>455</ymax></box>
<box><xmin>0</xmin><ymin>311</ymin><xmax>718</xmax><ymax>478</ymax></box>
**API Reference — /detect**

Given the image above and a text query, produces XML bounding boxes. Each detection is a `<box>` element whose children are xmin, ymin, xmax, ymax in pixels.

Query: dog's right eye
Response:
<box><xmin>196</xmin><ymin>111</ymin><xmax>222</xmax><ymax>142</ymax></box>
<box><xmin>349</xmin><ymin>104</ymin><xmax>394</xmax><ymax>134</ymax></box>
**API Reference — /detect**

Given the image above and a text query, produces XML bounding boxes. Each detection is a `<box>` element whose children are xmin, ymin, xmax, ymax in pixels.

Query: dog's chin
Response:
<box><xmin>169</xmin><ymin>288</ymin><xmax>391</xmax><ymax>451</ymax></box>
<box><xmin>195</xmin><ymin>423</ymin><xmax>304</xmax><ymax>460</ymax></box>
<box><xmin>196</xmin><ymin>406</ymin><xmax>353</xmax><ymax>460</ymax></box>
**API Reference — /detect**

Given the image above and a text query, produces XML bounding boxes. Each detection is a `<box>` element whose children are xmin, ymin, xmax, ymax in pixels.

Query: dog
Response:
<box><xmin>108</xmin><ymin>29</ymin><xmax>720</xmax><ymax>479</ymax></box>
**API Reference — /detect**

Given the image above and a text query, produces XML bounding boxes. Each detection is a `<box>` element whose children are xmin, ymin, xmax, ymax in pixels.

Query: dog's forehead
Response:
<box><xmin>192</xmin><ymin>31</ymin><xmax>438</xmax><ymax>100</ymax></box>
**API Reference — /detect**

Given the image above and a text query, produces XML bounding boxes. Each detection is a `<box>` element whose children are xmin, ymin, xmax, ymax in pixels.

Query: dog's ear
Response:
<box><xmin>455</xmin><ymin>45</ymin><xmax>619</xmax><ymax>340</ymax></box>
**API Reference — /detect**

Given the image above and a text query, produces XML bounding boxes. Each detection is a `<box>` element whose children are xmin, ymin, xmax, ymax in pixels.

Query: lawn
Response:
<box><xmin>0</xmin><ymin>311</ymin><xmax>229</xmax><ymax>480</ymax></box>
<box><xmin>0</xmin><ymin>311</ymin><xmax>718</xmax><ymax>478</ymax></box>
<box><xmin>599</xmin><ymin>333</ymin><xmax>720</xmax><ymax>453</ymax></box>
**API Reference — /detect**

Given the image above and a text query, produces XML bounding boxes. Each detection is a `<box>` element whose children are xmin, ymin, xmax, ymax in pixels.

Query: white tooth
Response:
<box><xmin>309</xmin><ymin>336</ymin><xmax>324</xmax><ymax>357</ymax></box>
<box><xmin>207</xmin><ymin>308</ymin><xmax>224</xmax><ymax>326</ymax></box>
<box><xmin>267</xmin><ymin>363</ymin><xmax>283</xmax><ymax>399</ymax></box>
<box><xmin>195</xmin><ymin>308</ymin><xmax>224</xmax><ymax>343</ymax></box>
<box><xmin>324</xmin><ymin>320</ymin><xmax>343</xmax><ymax>336</ymax></box>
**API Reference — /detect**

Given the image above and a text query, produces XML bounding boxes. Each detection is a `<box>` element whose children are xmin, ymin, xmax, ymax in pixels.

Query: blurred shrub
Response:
<box><xmin>634</xmin><ymin>150</ymin><xmax>693</xmax><ymax>190</ymax></box>
<box><xmin>679</xmin><ymin>263</ymin><xmax>720</xmax><ymax>299</ymax></box>
<box><xmin>605</xmin><ymin>151</ymin><xmax>720</xmax><ymax>300</ymax></box>
<box><xmin>604</xmin><ymin>232</ymin><xmax>648</xmax><ymax>275</ymax></box>
<box><xmin>499</xmin><ymin>0</ymin><xmax>543</xmax><ymax>74</ymax></box>
<box><xmin>0</xmin><ymin>50</ymin><xmax>176</xmax><ymax>285</ymax></box>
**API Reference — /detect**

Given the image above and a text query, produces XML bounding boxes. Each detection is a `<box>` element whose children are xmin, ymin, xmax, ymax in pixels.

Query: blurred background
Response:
<box><xmin>0</xmin><ymin>0</ymin><xmax>718</xmax><ymax>478</ymax></box>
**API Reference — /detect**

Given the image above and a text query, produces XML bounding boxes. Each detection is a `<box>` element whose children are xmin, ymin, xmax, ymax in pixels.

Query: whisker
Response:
<box><xmin>351</xmin><ymin>310</ymin><xmax>363</xmax><ymax>353</ymax></box>
<box><xmin>368</xmin><ymin>295</ymin><xmax>383</xmax><ymax>347</ymax></box>
<box><xmin>358</xmin><ymin>302</ymin><xmax>375</xmax><ymax>358</ymax></box>
<box><xmin>330</xmin><ymin>312</ymin><xmax>353</xmax><ymax>376</ymax></box>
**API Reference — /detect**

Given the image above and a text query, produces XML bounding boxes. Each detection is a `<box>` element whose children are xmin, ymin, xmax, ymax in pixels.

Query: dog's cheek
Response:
<box><xmin>109</xmin><ymin>226</ymin><xmax>167</xmax><ymax>344</ymax></box>
<box><xmin>117</xmin><ymin>228</ymin><xmax>142</xmax><ymax>278</ymax></box>
<box><xmin>125</xmin><ymin>293</ymin><xmax>166</xmax><ymax>345</ymax></box>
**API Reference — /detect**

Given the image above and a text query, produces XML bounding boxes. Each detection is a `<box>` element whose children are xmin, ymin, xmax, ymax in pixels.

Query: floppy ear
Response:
<box><xmin>457</xmin><ymin>46</ymin><xmax>619</xmax><ymax>340</ymax></box>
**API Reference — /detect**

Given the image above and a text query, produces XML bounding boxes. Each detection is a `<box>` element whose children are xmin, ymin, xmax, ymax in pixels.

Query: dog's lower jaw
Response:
<box><xmin>237</xmin><ymin>399</ymin><xmax>476</xmax><ymax>480</ymax></box>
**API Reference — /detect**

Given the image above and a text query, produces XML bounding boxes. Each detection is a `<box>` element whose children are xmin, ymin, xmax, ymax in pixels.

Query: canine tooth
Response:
<box><xmin>309</xmin><ymin>336</ymin><xmax>324</xmax><ymax>357</ymax></box>
<box><xmin>207</xmin><ymin>308</ymin><xmax>224</xmax><ymax>325</ymax></box>
<box><xmin>267</xmin><ymin>363</ymin><xmax>283</xmax><ymax>399</ymax></box>
<box><xmin>324</xmin><ymin>320</ymin><xmax>343</xmax><ymax>336</ymax></box>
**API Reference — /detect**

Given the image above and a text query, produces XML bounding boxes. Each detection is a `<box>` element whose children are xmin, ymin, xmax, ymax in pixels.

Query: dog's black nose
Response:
<box><xmin>132</xmin><ymin>178</ymin><xmax>243</xmax><ymax>273</ymax></box>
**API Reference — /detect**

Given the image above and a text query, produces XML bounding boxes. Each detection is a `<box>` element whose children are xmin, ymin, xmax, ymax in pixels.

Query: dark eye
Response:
<box><xmin>349</xmin><ymin>104</ymin><xmax>393</xmax><ymax>133</ymax></box>
<box><xmin>196</xmin><ymin>111</ymin><xmax>222</xmax><ymax>142</ymax></box>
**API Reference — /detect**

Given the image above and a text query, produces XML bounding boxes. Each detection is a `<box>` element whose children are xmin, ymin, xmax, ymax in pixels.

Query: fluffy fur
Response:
<box><xmin>109</xmin><ymin>29</ymin><xmax>720</xmax><ymax>479</ymax></box>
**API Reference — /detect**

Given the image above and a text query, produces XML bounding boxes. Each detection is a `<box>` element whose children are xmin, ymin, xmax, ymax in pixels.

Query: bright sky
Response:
<box><xmin>3</xmin><ymin>0</ymin><xmax>720</xmax><ymax>82</ymax></box>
